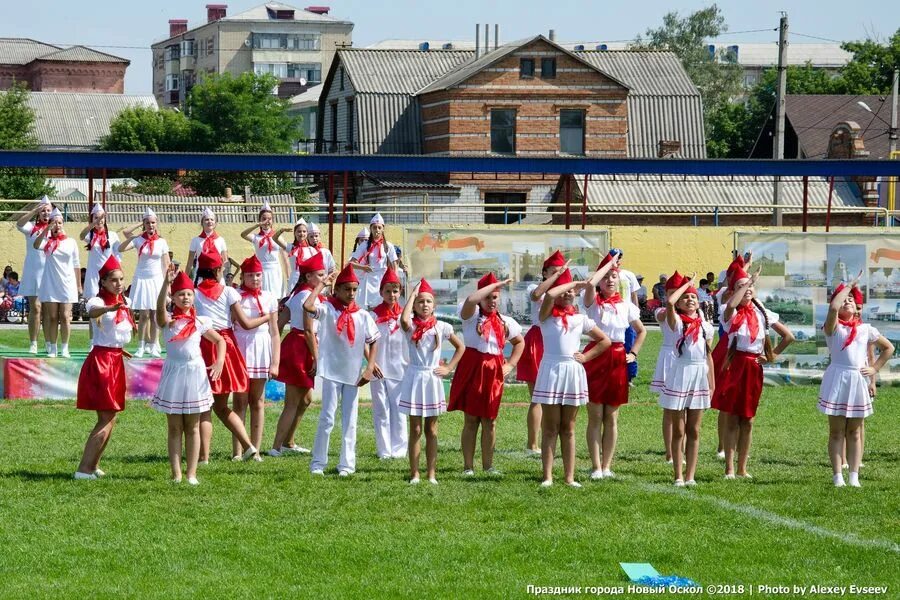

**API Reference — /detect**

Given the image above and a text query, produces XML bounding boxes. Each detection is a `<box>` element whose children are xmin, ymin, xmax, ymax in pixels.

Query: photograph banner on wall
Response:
<box><xmin>736</xmin><ymin>231</ymin><xmax>900</xmax><ymax>384</ymax></box>
<box><xmin>404</xmin><ymin>228</ymin><xmax>610</xmax><ymax>326</ymax></box>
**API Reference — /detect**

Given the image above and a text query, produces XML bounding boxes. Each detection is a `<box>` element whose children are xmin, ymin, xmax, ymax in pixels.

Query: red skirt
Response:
<box><xmin>515</xmin><ymin>325</ymin><xmax>543</xmax><ymax>384</ymax></box>
<box><xmin>448</xmin><ymin>348</ymin><xmax>505</xmax><ymax>419</ymax></box>
<box><xmin>710</xmin><ymin>333</ymin><xmax>730</xmax><ymax>410</ymax></box>
<box><xmin>76</xmin><ymin>346</ymin><xmax>126</xmax><ymax>412</ymax></box>
<box><xmin>717</xmin><ymin>351</ymin><xmax>763</xmax><ymax>418</ymax></box>
<box><xmin>583</xmin><ymin>341</ymin><xmax>628</xmax><ymax>406</ymax></box>
<box><xmin>200</xmin><ymin>328</ymin><xmax>249</xmax><ymax>395</ymax></box>
<box><xmin>276</xmin><ymin>328</ymin><xmax>316</xmax><ymax>388</ymax></box>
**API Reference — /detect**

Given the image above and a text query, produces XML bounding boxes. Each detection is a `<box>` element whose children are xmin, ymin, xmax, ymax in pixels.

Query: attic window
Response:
<box><xmin>267</xmin><ymin>6</ymin><xmax>295</xmax><ymax>19</ymax></box>
<box><xmin>541</xmin><ymin>58</ymin><xmax>556</xmax><ymax>79</ymax></box>
<box><xmin>519</xmin><ymin>58</ymin><xmax>535</xmax><ymax>78</ymax></box>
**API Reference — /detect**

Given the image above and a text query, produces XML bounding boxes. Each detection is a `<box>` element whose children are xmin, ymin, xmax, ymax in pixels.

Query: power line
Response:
<box><xmin>791</xmin><ymin>32</ymin><xmax>845</xmax><ymax>44</ymax></box>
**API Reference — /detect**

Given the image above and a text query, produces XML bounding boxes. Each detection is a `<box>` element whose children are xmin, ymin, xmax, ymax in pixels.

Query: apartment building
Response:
<box><xmin>151</xmin><ymin>2</ymin><xmax>352</xmax><ymax>108</ymax></box>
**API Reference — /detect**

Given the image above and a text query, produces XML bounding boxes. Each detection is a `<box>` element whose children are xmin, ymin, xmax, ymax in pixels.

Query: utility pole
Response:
<box><xmin>772</xmin><ymin>12</ymin><xmax>788</xmax><ymax>226</ymax></box>
<box><xmin>890</xmin><ymin>68</ymin><xmax>898</xmax><ymax>157</ymax></box>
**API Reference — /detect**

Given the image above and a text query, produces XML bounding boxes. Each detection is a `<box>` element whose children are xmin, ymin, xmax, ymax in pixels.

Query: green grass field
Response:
<box><xmin>0</xmin><ymin>328</ymin><xmax>898</xmax><ymax>598</ymax></box>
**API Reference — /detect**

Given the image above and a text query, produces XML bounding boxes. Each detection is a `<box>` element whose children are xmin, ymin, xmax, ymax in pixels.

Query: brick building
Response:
<box><xmin>0</xmin><ymin>38</ymin><xmax>128</xmax><ymax>93</ymax></box>
<box><xmin>315</xmin><ymin>35</ymin><xmax>707</xmax><ymax>224</ymax></box>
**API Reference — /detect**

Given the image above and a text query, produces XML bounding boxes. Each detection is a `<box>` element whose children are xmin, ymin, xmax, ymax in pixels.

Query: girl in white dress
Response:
<box><xmin>534</xmin><ymin>269</ymin><xmax>610</xmax><ymax>488</ymax></box>
<box><xmin>275</xmin><ymin>218</ymin><xmax>317</xmax><ymax>291</ymax></box>
<box><xmin>232</xmin><ymin>255</ymin><xmax>281</xmax><ymax>455</ymax></box>
<box><xmin>118</xmin><ymin>207</ymin><xmax>170</xmax><ymax>357</ymax></box>
<box><xmin>150</xmin><ymin>269</ymin><xmax>226</xmax><ymax>485</ymax></box>
<box><xmin>651</xmin><ymin>271</ymin><xmax>685</xmax><ymax>464</ymax></box>
<box><xmin>33</xmin><ymin>209</ymin><xmax>82</xmax><ymax>358</ymax></box>
<box><xmin>80</xmin><ymin>204</ymin><xmax>121</xmax><ymax>349</ymax></box>
<box><xmin>399</xmin><ymin>278</ymin><xmax>465</xmax><ymax>484</ymax></box>
<box><xmin>820</xmin><ymin>281</ymin><xmax>893</xmax><ymax>487</ymax></box>
<box><xmin>350</xmin><ymin>214</ymin><xmax>398</xmax><ymax>309</ymax></box>
<box><xmin>16</xmin><ymin>195</ymin><xmax>53</xmax><ymax>354</ymax></box>
<box><xmin>240</xmin><ymin>201</ymin><xmax>285</xmax><ymax>297</ymax></box>
<box><xmin>306</xmin><ymin>222</ymin><xmax>337</xmax><ymax>274</ymax></box>
<box><xmin>658</xmin><ymin>274</ymin><xmax>715</xmax><ymax>486</ymax></box>
<box><xmin>186</xmin><ymin>207</ymin><xmax>228</xmax><ymax>280</ymax></box>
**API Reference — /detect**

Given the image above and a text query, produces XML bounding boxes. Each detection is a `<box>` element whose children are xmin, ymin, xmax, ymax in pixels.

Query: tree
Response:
<box><xmin>0</xmin><ymin>83</ymin><xmax>54</xmax><ymax>210</ymax></box>
<box><xmin>631</xmin><ymin>4</ymin><xmax>743</xmax><ymax>157</ymax></box>
<box><xmin>181</xmin><ymin>141</ymin><xmax>299</xmax><ymax>198</ymax></box>
<box><xmin>837</xmin><ymin>29</ymin><xmax>900</xmax><ymax>94</ymax></box>
<box><xmin>98</xmin><ymin>106</ymin><xmax>192</xmax><ymax>152</ymax></box>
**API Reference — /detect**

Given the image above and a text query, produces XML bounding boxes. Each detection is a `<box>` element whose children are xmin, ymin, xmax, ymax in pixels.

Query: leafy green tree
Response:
<box><xmin>98</xmin><ymin>106</ymin><xmax>192</xmax><ymax>152</ymax></box>
<box><xmin>181</xmin><ymin>142</ymin><xmax>299</xmax><ymax>199</ymax></box>
<box><xmin>0</xmin><ymin>83</ymin><xmax>54</xmax><ymax>212</ymax></box>
<box><xmin>837</xmin><ymin>29</ymin><xmax>900</xmax><ymax>94</ymax></box>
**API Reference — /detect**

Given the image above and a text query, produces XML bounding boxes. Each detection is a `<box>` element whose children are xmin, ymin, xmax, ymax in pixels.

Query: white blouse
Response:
<box><xmin>87</xmin><ymin>296</ymin><xmax>133</xmax><ymax>348</ymax></box>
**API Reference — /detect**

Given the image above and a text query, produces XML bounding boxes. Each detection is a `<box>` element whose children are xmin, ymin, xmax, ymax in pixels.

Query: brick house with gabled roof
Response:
<box><xmin>0</xmin><ymin>38</ymin><xmax>129</xmax><ymax>93</ymax></box>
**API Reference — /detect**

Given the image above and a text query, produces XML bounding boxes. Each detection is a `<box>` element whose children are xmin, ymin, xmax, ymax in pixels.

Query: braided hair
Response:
<box><xmin>476</xmin><ymin>305</ymin><xmax>510</xmax><ymax>339</ymax></box>
<box><xmin>85</xmin><ymin>223</ymin><xmax>110</xmax><ymax>251</ymax></box>
<box><xmin>675</xmin><ymin>306</ymin><xmax>710</xmax><ymax>357</ymax></box>
<box><xmin>723</xmin><ymin>297</ymin><xmax>775</xmax><ymax>370</ymax></box>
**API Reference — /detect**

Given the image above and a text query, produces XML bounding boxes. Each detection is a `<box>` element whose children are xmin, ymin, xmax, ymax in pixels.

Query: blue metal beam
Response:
<box><xmin>0</xmin><ymin>150</ymin><xmax>898</xmax><ymax>176</ymax></box>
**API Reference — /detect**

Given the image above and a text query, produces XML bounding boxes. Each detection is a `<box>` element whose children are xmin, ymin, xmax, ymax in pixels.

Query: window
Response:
<box><xmin>199</xmin><ymin>39</ymin><xmax>206</xmax><ymax>56</ymax></box>
<box><xmin>252</xmin><ymin>33</ymin><xmax>320</xmax><ymax>50</ymax></box>
<box><xmin>254</xmin><ymin>62</ymin><xmax>288</xmax><ymax>78</ymax></box>
<box><xmin>339</xmin><ymin>67</ymin><xmax>344</xmax><ymax>90</ymax></box>
<box><xmin>206</xmin><ymin>37</ymin><xmax>214</xmax><ymax>55</ymax></box>
<box><xmin>346</xmin><ymin>98</ymin><xmax>354</xmax><ymax>151</ymax></box>
<box><xmin>560</xmin><ymin>109</ymin><xmax>585</xmax><ymax>155</ymax></box>
<box><xmin>490</xmin><ymin>109</ymin><xmax>516</xmax><ymax>154</ymax></box>
<box><xmin>330</xmin><ymin>102</ymin><xmax>339</xmax><ymax>152</ymax></box>
<box><xmin>484</xmin><ymin>193</ymin><xmax>526</xmax><ymax>224</ymax></box>
<box><xmin>164</xmin><ymin>45</ymin><xmax>180</xmax><ymax>61</ymax></box>
<box><xmin>165</xmin><ymin>74</ymin><xmax>181</xmax><ymax>92</ymax></box>
<box><xmin>180</xmin><ymin>40</ymin><xmax>195</xmax><ymax>57</ymax></box>
<box><xmin>519</xmin><ymin>58</ymin><xmax>534</xmax><ymax>78</ymax></box>
<box><xmin>288</xmin><ymin>63</ymin><xmax>321</xmax><ymax>82</ymax></box>
<box><xmin>541</xmin><ymin>57</ymin><xmax>556</xmax><ymax>78</ymax></box>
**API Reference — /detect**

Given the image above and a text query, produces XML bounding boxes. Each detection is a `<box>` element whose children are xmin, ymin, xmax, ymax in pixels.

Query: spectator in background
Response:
<box><xmin>652</xmin><ymin>275</ymin><xmax>667</xmax><ymax>302</ymax></box>
<box><xmin>635</xmin><ymin>275</ymin><xmax>648</xmax><ymax>303</ymax></box>
<box><xmin>706</xmin><ymin>272</ymin><xmax>716</xmax><ymax>291</ymax></box>
<box><xmin>698</xmin><ymin>278</ymin><xmax>715</xmax><ymax>322</ymax></box>
<box><xmin>6</xmin><ymin>272</ymin><xmax>20</xmax><ymax>297</ymax></box>
<box><xmin>0</xmin><ymin>265</ymin><xmax>12</xmax><ymax>292</ymax></box>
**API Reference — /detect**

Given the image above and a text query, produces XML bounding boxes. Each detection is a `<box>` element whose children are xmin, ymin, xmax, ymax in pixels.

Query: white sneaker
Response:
<box><xmin>428</xmin><ymin>478</ymin><xmax>438</xmax><ymax>485</ymax></box>
<box><xmin>540</xmin><ymin>480</ymin><xmax>553</xmax><ymax>488</ymax></box>
<box><xmin>241</xmin><ymin>445</ymin><xmax>259</xmax><ymax>461</ymax></box>
<box><xmin>842</xmin><ymin>464</ymin><xmax>849</xmax><ymax>470</ymax></box>
<box><xmin>187</xmin><ymin>477</ymin><xmax>200</xmax><ymax>486</ymax></box>
<box><xmin>267</xmin><ymin>448</ymin><xmax>283</xmax><ymax>457</ymax></box>
<box><xmin>47</xmin><ymin>346</ymin><xmax>57</xmax><ymax>358</ymax></box>
<box><xmin>149</xmin><ymin>344</ymin><xmax>161</xmax><ymax>358</ymax></box>
<box><xmin>590</xmin><ymin>469</ymin><xmax>604</xmax><ymax>480</ymax></box>
<box><xmin>848</xmin><ymin>472</ymin><xmax>861</xmax><ymax>487</ymax></box>
<box><xmin>93</xmin><ymin>469</ymin><xmax>106</xmax><ymax>478</ymax></box>
<box><xmin>463</xmin><ymin>469</ymin><xmax>475</xmax><ymax>476</ymax></box>
<box><xmin>338</xmin><ymin>469</ymin><xmax>351</xmax><ymax>477</ymax></box>
<box><xmin>409</xmin><ymin>477</ymin><xmax>420</xmax><ymax>485</ymax></box>
<box><xmin>252</xmin><ymin>454</ymin><xmax>263</xmax><ymax>462</ymax></box>
<box><xmin>231</xmin><ymin>455</ymin><xmax>243</xmax><ymax>462</ymax></box>
<box><xmin>29</xmin><ymin>342</ymin><xmax>37</xmax><ymax>354</ymax></box>
<box><xmin>199</xmin><ymin>460</ymin><xmax>209</xmax><ymax>465</ymax></box>
<box><xmin>485</xmin><ymin>467</ymin><xmax>502</xmax><ymax>476</ymax></box>
<box><xmin>525</xmin><ymin>449</ymin><xmax>541</xmax><ymax>457</ymax></box>
<box><xmin>73</xmin><ymin>471</ymin><xmax>97</xmax><ymax>481</ymax></box>
<box><xmin>833</xmin><ymin>474</ymin><xmax>846</xmax><ymax>487</ymax></box>
<box><xmin>674</xmin><ymin>479</ymin><xmax>685</xmax><ymax>487</ymax></box>
<box><xmin>685</xmin><ymin>479</ymin><xmax>697</xmax><ymax>486</ymax></box>
<box><xmin>310</xmin><ymin>469</ymin><xmax>325</xmax><ymax>476</ymax></box>
<box><xmin>724</xmin><ymin>473</ymin><xmax>736</xmax><ymax>480</ymax></box>
<box><xmin>717</xmin><ymin>450</ymin><xmax>726</xmax><ymax>459</ymax></box>
<box><xmin>60</xmin><ymin>346</ymin><xmax>70</xmax><ymax>358</ymax></box>
<box><xmin>602</xmin><ymin>469</ymin><xmax>615</xmax><ymax>479</ymax></box>
<box><xmin>171</xmin><ymin>477</ymin><xmax>182</xmax><ymax>484</ymax></box>
<box><xmin>134</xmin><ymin>345</ymin><xmax>145</xmax><ymax>358</ymax></box>
<box><xmin>738</xmin><ymin>473</ymin><xmax>753</xmax><ymax>480</ymax></box>
<box><xmin>281</xmin><ymin>445</ymin><xmax>311</xmax><ymax>454</ymax></box>
<box><xmin>567</xmin><ymin>481</ymin><xmax>583</xmax><ymax>489</ymax></box>
<box><xmin>666</xmin><ymin>458</ymin><xmax>674</xmax><ymax>464</ymax></box>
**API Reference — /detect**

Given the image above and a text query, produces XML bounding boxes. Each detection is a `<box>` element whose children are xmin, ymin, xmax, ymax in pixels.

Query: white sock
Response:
<box><xmin>138</xmin><ymin>341</ymin><xmax>145</xmax><ymax>351</ymax></box>
<box><xmin>60</xmin><ymin>343</ymin><xmax>69</xmax><ymax>353</ymax></box>
<box><xmin>49</xmin><ymin>343</ymin><xmax>57</xmax><ymax>354</ymax></box>
<box><xmin>848</xmin><ymin>471</ymin><xmax>860</xmax><ymax>486</ymax></box>
<box><xmin>833</xmin><ymin>473</ymin><xmax>845</xmax><ymax>486</ymax></box>
<box><xmin>46</xmin><ymin>342</ymin><xmax>52</xmax><ymax>353</ymax></box>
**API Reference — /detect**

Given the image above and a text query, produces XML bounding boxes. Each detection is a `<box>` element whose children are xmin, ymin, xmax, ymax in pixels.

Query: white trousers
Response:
<box><xmin>370</xmin><ymin>377</ymin><xmax>408</xmax><ymax>458</ymax></box>
<box><xmin>311</xmin><ymin>378</ymin><xmax>359</xmax><ymax>473</ymax></box>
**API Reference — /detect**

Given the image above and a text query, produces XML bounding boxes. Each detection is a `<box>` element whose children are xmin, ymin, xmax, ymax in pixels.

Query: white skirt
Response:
<box><xmin>262</xmin><ymin>264</ymin><xmax>283</xmax><ymax>298</ymax></box>
<box><xmin>38</xmin><ymin>274</ymin><xmax>78</xmax><ymax>304</ymax></box>
<box><xmin>658</xmin><ymin>359</ymin><xmax>711</xmax><ymax>410</ymax></box>
<box><xmin>83</xmin><ymin>271</ymin><xmax>100</xmax><ymax>300</ymax></box>
<box><xmin>234</xmin><ymin>329</ymin><xmax>272</xmax><ymax>379</ymax></box>
<box><xmin>19</xmin><ymin>266</ymin><xmax>44</xmax><ymax>297</ymax></box>
<box><xmin>129</xmin><ymin>275</ymin><xmax>163</xmax><ymax>311</ymax></box>
<box><xmin>532</xmin><ymin>354</ymin><xmax>589</xmax><ymax>407</ymax></box>
<box><xmin>150</xmin><ymin>358</ymin><xmax>214</xmax><ymax>414</ymax></box>
<box><xmin>650</xmin><ymin>344</ymin><xmax>676</xmax><ymax>393</ymax></box>
<box><xmin>398</xmin><ymin>365</ymin><xmax>446</xmax><ymax>417</ymax></box>
<box><xmin>818</xmin><ymin>364</ymin><xmax>873</xmax><ymax>418</ymax></box>
<box><xmin>358</xmin><ymin>268</ymin><xmax>384</xmax><ymax>309</ymax></box>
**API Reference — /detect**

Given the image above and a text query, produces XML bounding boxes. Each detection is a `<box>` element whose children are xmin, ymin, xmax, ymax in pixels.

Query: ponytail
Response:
<box><xmin>751</xmin><ymin>297</ymin><xmax>776</xmax><ymax>364</ymax></box>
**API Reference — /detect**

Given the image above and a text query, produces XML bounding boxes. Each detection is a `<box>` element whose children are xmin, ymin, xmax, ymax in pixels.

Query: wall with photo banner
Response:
<box><xmin>736</xmin><ymin>232</ymin><xmax>900</xmax><ymax>385</ymax></box>
<box><xmin>403</xmin><ymin>227</ymin><xmax>610</xmax><ymax>326</ymax></box>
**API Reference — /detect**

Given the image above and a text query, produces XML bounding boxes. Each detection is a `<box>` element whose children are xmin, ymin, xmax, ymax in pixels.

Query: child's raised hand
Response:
<box><xmin>165</xmin><ymin>265</ymin><xmax>176</xmax><ymax>283</ymax></box>
<box><xmin>500</xmin><ymin>278</ymin><xmax>514</xmax><ymax>288</ymax></box>
<box><xmin>851</xmin><ymin>270</ymin><xmax>864</xmax><ymax>287</ymax></box>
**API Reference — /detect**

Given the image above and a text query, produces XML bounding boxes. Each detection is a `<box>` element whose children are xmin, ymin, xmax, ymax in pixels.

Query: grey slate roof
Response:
<box><xmin>79</xmin><ymin>193</ymin><xmax>297</xmax><ymax>224</ymax></box>
<box><xmin>25</xmin><ymin>92</ymin><xmax>158</xmax><ymax>149</ymax></box>
<box><xmin>556</xmin><ymin>174</ymin><xmax>861</xmax><ymax>214</ymax></box>
<box><xmin>0</xmin><ymin>38</ymin><xmax>127</xmax><ymax>65</ymax></box>
<box><xmin>341</xmin><ymin>49</ymin><xmax>473</xmax><ymax>94</ymax></box>
<box><xmin>36</xmin><ymin>45</ymin><xmax>128</xmax><ymax>63</ymax></box>
<box><xmin>224</xmin><ymin>2</ymin><xmax>351</xmax><ymax>24</ymax></box>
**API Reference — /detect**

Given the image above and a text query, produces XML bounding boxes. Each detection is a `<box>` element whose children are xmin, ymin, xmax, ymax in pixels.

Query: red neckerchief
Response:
<box><xmin>596</xmin><ymin>293</ymin><xmax>622</xmax><ymax>308</ymax></box>
<box><xmin>240</xmin><ymin>284</ymin><xmax>264</xmax><ymax>314</ymax></box>
<box><xmin>139</xmin><ymin>232</ymin><xmax>159</xmax><ymax>256</ymax></box>
<box><xmin>328</xmin><ymin>296</ymin><xmax>360</xmax><ymax>344</ymax></box>
<box><xmin>411</xmin><ymin>315</ymin><xmax>436</xmax><ymax>345</ymax></box>
<box><xmin>310</xmin><ymin>241</ymin><xmax>322</xmax><ymax>250</ymax></box>
<box><xmin>199</xmin><ymin>230</ymin><xmax>218</xmax><ymax>255</ymax></box>
<box><xmin>168</xmin><ymin>306</ymin><xmax>197</xmax><ymax>342</ymax></box>
<box><xmin>257</xmin><ymin>228</ymin><xmax>275</xmax><ymax>252</ymax></box>
<box><xmin>88</xmin><ymin>227</ymin><xmax>108</xmax><ymax>250</ymax></box>
<box><xmin>197</xmin><ymin>278</ymin><xmax>224</xmax><ymax>301</ymax></box>
<box><xmin>838</xmin><ymin>317</ymin><xmax>860</xmax><ymax>350</ymax></box>
<box><xmin>44</xmin><ymin>233</ymin><xmax>66</xmax><ymax>255</ymax></box>
<box><xmin>551</xmin><ymin>304</ymin><xmax>577</xmax><ymax>332</ymax></box>
<box><xmin>679</xmin><ymin>313</ymin><xmax>703</xmax><ymax>344</ymax></box>
<box><xmin>98</xmin><ymin>288</ymin><xmax>135</xmax><ymax>328</ymax></box>
<box><xmin>729</xmin><ymin>303</ymin><xmax>759</xmax><ymax>341</ymax></box>
<box><xmin>289</xmin><ymin>241</ymin><xmax>310</xmax><ymax>270</ymax></box>
<box><xmin>478</xmin><ymin>309</ymin><xmax>506</xmax><ymax>348</ymax></box>
<box><xmin>360</xmin><ymin>238</ymin><xmax>384</xmax><ymax>265</ymax></box>
<box><xmin>31</xmin><ymin>221</ymin><xmax>49</xmax><ymax>238</ymax></box>
<box><xmin>372</xmin><ymin>302</ymin><xmax>401</xmax><ymax>333</ymax></box>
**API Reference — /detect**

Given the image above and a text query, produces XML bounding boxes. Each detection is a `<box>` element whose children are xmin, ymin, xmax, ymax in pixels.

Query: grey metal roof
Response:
<box><xmin>0</xmin><ymin>38</ymin><xmax>61</xmax><ymax>65</ymax></box>
<box><xmin>71</xmin><ymin>193</ymin><xmax>297</xmax><ymax>224</ymax></box>
<box><xmin>574</xmin><ymin>51</ymin><xmax>698</xmax><ymax>96</ymax></box>
<box><xmin>558</xmin><ymin>174</ymin><xmax>861</xmax><ymax>214</ymax></box>
<box><xmin>25</xmin><ymin>93</ymin><xmax>158</xmax><ymax>149</ymax></box>
<box><xmin>225</xmin><ymin>2</ymin><xmax>351</xmax><ymax>23</ymax></box>
<box><xmin>36</xmin><ymin>45</ymin><xmax>128</xmax><ymax>63</ymax></box>
<box><xmin>288</xmin><ymin>83</ymin><xmax>323</xmax><ymax>109</ymax></box>
<box><xmin>340</xmin><ymin>49</ymin><xmax>473</xmax><ymax>94</ymax></box>
<box><xmin>365</xmin><ymin>174</ymin><xmax>459</xmax><ymax>190</ymax></box>
<box><xmin>628</xmin><ymin>96</ymin><xmax>706</xmax><ymax>158</ymax></box>
<box><xmin>47</xmin><ymin>178</ymin><xmax>139</xmax><ymax>198</ymax></box>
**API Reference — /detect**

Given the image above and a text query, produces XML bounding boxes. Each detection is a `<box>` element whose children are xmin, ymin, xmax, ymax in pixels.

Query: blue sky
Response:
<box><xmin>4</xmin><ymin>0</ymin><xmax>898</xmax><ymax>94</ymax></box>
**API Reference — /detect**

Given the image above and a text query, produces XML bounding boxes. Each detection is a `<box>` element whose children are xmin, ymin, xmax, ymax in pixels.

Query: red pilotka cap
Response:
<box><xmin>555</xmin><ymin>268</ymin><xmax>573</xmax><ymax>286</ymax></box>
<box><xmin>417</xmin><ymin>278</ymin><xmax>435</xmax><ymax>296</ymax></box>
<box><xmin>597</xmin><ymin>252</ymin><xmax>619</xmax><ymax>271</ymax></box>
<box><xmin>98</xmin><ymin>255</ymin><xmax>122</xmax><ymax>279</ymax></box>
<box><xmin>171</xmin><ymin>272</ymin><xmax>194</xmax><ymax>293</ymax></box>
<box><xmin>299</xmin><ymin>252</ymin><xmax>325</xmax><ymax>274</ymax></box>
<box><xmin>380</xmin><ymin>267</ymin><xmax>401</xmax><ymax>290</ymax></box>
<box><xmin>198</xmin><ymin>248</ymin><xmax>223</xmax><ymax>270</ymax></box>
<box><xmin>832</xmin><ymin>284</ymin><xmax>864</xmax><ymax>305</ymax></box>
<box><xmin>334</xmin><ymin>263</ymin><xmax>359</xmax><ymax>286</ymax></box>
<box><xmin>477</xmin><ymin>272</ymin><xmax>498</xmax><ymax>289</ymax></box>
<box><xmin>241</xmin><ymin>255</ymin><xmax>263</xmax><ymax>274</ymax></box>
<box><xmin>665</xmin><ymin>271</ymin><xmax>684</xmax><ymax>291</ymax></box>
<box><xmin>542</xmin><ymin>250</ymin><xmax>566</xmax><ymax>270</ymax></box>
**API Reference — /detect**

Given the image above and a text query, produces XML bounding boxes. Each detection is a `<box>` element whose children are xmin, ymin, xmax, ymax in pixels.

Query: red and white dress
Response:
<box><xmin>657</xmin><ymin>316</ymin><xmax>714</xmax><ymax>410</ymax></box>
<box><xmin>194</xmin><ymin>280</ymin><xmax>249</xmax><ymax>395</ymax></box>
<box><xmin>399</xmin><ymin>318</ymin><xmax>454</xmax><ymax>417</ymax></box>
<box><xmin>583</xmin><ymin>295</ymin><xmax>639</xmax><ymax>406</ymax></box>
<box><xmin>276</xmin><ymin>287</ymin><xmax>320</xmax><ymax>388</ymax></box>
<box><xmin>650</xmin><ymin>307</ymin><xmax>679</xmax><ymax>393</ymax></box>
<box><xmin>532</xmin><ymin>308</ymin><xmax>596</xmax><ymax>406</ymax></box>
<box><xmin>714</xmin><ymin>303</ymin><xmax>780</xmax><ymax>418</ymax></box>
<box><xmin>128</xmin><ymin>234</ymin><xmax>169</xmax><ymax>311</ymax></box>
<box><xmin>447</xmin><ymin>308</ymin><xmax>522</xmax><ymax>419</ymax></box>
<box><xmin>76</xmin><ymin>293</ymin><xmax>134</xmax><ymax>412</ymax></box>
<box><xmin>16</xmin><ymin>220</ymin><xmax>48</xmax><ymax>297</ymax></box>
<box><xmin>151</xmin><ymin>311</ymin><xmax>215</xmax><ymax>414</ymax></box>
<box><xmin>233</xmin><ymin>286</ymin><xmax>278</xmax><ymax>379</ymax></box>
<box><xmin>516</xmin><ymin>283</ymin><xmax>544</xmax><ymax>384</ymax></box>
<box><xmin>286</xmin><ymin>241</ymin><xmax>318</xmax><ymax>291</ymax></box>
<box><xmin>818</xmin><ymin>320</ymin><xmax>880</xmax><ymax>418</ymax></box>
<box><xmin>251</xmin><ymin>228</ymin><xmax>283</xmax><ymax>296</ymax></box>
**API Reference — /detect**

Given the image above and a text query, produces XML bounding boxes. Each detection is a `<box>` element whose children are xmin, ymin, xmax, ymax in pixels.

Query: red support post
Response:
<box><xmin>341</xmin><ymin>171</ymin><xmax>349</xmax><ymax>266</ymax></box>
<box><xmin>825</xmin><ymin>176</ymin><xmax>834</xmax><ymax>232</ymax></box>
<box><xmin>102</xmin><ymin>168</ymin><xmax>107</xmax><ymax>211</ymax></box>
<box><xmin>580</xmin><ymin>174</ymin><xmax>590</xmax><ymax>230</ymax></box>
<box><xmin>564</xmin><ymin>175</ymin><xmax>571</xmax><ymax>230</ymax></box>
<box><xmin>87</xmin><ymin>169</ymin><xmax>94</xmax><ymax>215</ymax></box>
<box><xmin>327</xmin><ymin>173</ymin><xmax>335</xmax><ymax>255</ymax></box>
<box><xmin>801</xmin><ymin>175</ymin><xmax>809</xmax><ymax>232</ymax></box>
